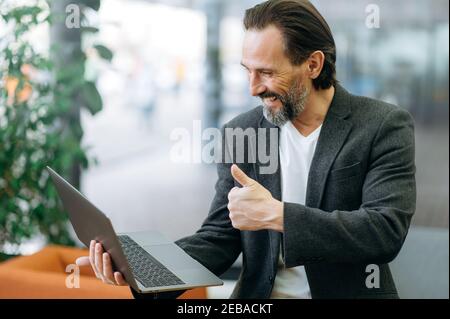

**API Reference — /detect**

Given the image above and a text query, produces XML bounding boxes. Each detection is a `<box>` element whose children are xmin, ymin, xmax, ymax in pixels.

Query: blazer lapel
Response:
<box><xmin>306</xmin><ymin>84</ymin><xmax>353</xmax><ymax>208</ymax></box>
<box><xmin>254</xmin><ymin>116</ymin><xmax>281</xmax><ymax>271</ymax></box>
<box><xmin>254</xmin><ymin>116</ymin><xmax>281</xmax><ymax>200</ymax></box>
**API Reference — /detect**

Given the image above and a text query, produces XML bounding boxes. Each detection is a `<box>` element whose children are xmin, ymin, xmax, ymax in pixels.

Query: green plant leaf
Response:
<box><xmin>10</xmin><ymin>6</ymin><xmax>43</xmax><ymax>22</ymax></box>
<box><xmin>93</xmin><ymin>44</ymin><xmax>113</xmax><ymax>61</ymax></box>
<box><xmin>0</xmin><ymin>1</ymin><xmax>105</xmax><ymax>251</ymax></box>
<box><xmin>81</xmin><ymin>26</ymin><xmax>99</xmax><ymax>33</ymax></box>
<box><xmin>81</xmin><ymin>81</ymin><xmax>103</xmax><ymax>115</ymax></box>
<box><xmin>81</xmin><ymin>0</ymin><xmax>101</xmax><ymax>11</ymax></box>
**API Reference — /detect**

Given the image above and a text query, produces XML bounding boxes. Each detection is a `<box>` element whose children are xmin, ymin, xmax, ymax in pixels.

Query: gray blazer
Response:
<box><xmin>133</xmin><ymin>84</ymin><xmax>416</xmax><ymax>299</ymax></box>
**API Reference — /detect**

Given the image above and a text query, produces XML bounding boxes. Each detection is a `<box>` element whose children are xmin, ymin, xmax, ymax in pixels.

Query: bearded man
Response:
<box><xmin>77</xmin><ymin>0</ymin><xmax>416</xmax><ymax>299</ymax></box>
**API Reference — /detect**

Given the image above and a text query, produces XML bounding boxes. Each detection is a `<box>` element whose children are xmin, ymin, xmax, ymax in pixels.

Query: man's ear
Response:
<box><xmin>307</xmin><ymin>50</ymin><xmax>325</xmax><ymax>80</ymax></box>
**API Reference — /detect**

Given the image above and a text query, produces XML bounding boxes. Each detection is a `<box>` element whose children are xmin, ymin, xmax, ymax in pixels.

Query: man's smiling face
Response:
<box><xmin>241</xmin><ymin>25</ymin><xmax>311</xmax><ymax>126</ymax></box>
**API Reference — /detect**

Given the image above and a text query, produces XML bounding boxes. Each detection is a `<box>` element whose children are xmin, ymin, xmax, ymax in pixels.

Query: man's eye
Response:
<box><xmin>261</xmin><ymin>71</ymin><xmax>273</xmax><ymax>76</ymax></box>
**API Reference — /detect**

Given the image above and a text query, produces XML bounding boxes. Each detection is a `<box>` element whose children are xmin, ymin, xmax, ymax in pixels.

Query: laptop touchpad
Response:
<box><xmin>143</xmin><ymin>244</ymin><xmax>201</xmax><ymax>271</ymax></box>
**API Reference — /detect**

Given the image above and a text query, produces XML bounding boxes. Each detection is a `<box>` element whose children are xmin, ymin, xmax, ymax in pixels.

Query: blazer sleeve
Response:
<box><xmin>130</xmin><ymin>125</ymin><xmax>242</xmax><ymax>299</ymax></box>
<box><xmin>174</xmin><ymin>124</ymin><xmax>242</xmax><ymax>274</ymax></box>
<box><xmin>282</xmin><ymin>107</ymin><xmax>416</xmax><ymax>266</ymax></box>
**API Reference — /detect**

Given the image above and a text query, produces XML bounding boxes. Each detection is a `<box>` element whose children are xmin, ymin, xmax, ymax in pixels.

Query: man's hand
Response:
<box><xmin>75</xmin><ymin>240</ymin><xmax>128</xmax><ymax>286</ymax></box>
<box><xmin>228</xmin><ymin>164</ymin><xmax>284</xmax><ymax>232</ymax></box>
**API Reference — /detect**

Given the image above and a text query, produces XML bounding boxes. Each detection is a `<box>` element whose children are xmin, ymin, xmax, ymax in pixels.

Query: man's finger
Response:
<box><xmin>114</xmin><ymin>272</ymin><xmax>128</xmax><ymax>286</ymax></box>
<box><xmin>228</xmin><ymin>186</ymin><xmax>240</xmax><ymax>200</ymax></box>
<box><xmin>231</xmin><ymin>164</ymin><xmax>254</xmax><ymax>187</ymax></box>
<box><xmin>89</xmin><ymin>240</ymin><xmax>96</xmax><ymax>265</ymax></box>
<box><xmin>76</xmin><ymin>256</ymin><xmax>91</xmax><ymax>267</ymax></box>
<box><xmin>89</xmin><ymin>240</ymin><xmax>101</xmax><ymax>278</ymax></box>
<box><xmin>103</xmin><ymin>252</ymin><xmax>115</xmax><ymax>284</ymax></box>
<box><xmin>95</xmin><ymin>243</ymin><xmax>104</xmax><ymax>280</ymax></box>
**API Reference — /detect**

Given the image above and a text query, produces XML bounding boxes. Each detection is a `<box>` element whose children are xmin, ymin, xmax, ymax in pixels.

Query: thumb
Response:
<box><xmin>76</xmin><ymin>256</ymin><xmax>91</xmax><ymax>267</ymax></box>
<box><xmin>231</xmin><ymin>164</ymin><xmax>255</xmax><ymax>187</ymax></box>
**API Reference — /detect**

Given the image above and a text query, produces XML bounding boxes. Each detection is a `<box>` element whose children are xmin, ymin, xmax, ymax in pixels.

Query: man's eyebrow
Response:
<box><xmin>240</xmin><ymin>62</ymin><xmax>274</xmax><ymax>72</ymax></box>
<box><xmin>240</xmin><ymin>62</ymin><xmax>248</xmax><ymax>69</ymax></box>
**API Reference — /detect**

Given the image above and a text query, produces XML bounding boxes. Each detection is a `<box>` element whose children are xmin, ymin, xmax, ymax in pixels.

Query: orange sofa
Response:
<box><xmin>0</xmin><ymin>245</ymin><xmax>206</xmax><ymax>299</ymax></box>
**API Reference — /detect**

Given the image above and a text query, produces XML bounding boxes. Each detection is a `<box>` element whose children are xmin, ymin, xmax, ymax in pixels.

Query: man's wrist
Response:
<box><xmin>266</xmin><ymin>198</ymin><xmax>284</xmax><ymax>232</ymax></box>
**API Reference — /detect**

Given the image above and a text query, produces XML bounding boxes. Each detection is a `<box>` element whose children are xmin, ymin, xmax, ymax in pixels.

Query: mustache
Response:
<box><xmin>258</xmin><ymin>91</ymin><xmax>284</xmax><ymax>102</ymax></box>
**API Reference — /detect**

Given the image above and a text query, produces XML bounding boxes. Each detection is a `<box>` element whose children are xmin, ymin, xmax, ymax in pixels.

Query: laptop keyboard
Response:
<box><xmin>117</xmin><ymin>235</ymin><xmax>185</xmax><ymax>288</ymax></box>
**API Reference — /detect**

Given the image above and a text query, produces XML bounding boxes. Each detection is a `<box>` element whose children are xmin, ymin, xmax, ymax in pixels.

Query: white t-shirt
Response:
<box><xmin>270</xmin><ymin>120</ymin><xmax>322</xmax><ymax>299</ymax></box>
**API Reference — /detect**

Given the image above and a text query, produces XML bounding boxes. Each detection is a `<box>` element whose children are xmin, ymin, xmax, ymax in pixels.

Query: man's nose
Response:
<box><xmin>249</xmin><ymin>75</ymin><xmax>266</xmax><ymax>97</ymax></box>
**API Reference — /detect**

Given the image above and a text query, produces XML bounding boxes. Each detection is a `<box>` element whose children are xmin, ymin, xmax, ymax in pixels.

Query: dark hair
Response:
<box><xmin>244</xmin><ymin>0</ymin><xmax>337</xmax><ymax>90</ymax></box>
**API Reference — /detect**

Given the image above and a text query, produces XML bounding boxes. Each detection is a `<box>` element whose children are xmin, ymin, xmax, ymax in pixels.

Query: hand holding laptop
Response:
<box><xmin>76</xmin><ymin>240</ymin><xmax>128</xmax><ymax>286</ymax></box>
<box><xmin>48</xmin><ymin>166</ymin><xmax>222</xmax><ymax>293</ymax></box>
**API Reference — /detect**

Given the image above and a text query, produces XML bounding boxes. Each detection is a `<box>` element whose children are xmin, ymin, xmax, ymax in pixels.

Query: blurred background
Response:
<box><xmin>0</xmin><ymin>0</ymin><xmax>448</xmax><ymax>299</ymax></box>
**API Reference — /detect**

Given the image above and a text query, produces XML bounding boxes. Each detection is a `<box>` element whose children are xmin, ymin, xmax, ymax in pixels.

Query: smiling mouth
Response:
<box><xmin>264</xmin><ymin>96</ymin><xmax>278</xmax><ymax>103</ymax></box>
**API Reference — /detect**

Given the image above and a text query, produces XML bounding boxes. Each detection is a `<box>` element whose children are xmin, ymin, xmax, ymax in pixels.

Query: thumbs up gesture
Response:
<box><xmin>228</xmin><ymin>164</ymin><xmax>284</xmax><ymax>232</ymax></box>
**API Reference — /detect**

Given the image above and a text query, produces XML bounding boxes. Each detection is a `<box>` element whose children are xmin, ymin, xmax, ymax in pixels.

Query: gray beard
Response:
<box><xmin>262</xmin><ymin>84</ymin><xmax>309</xmax><ymax>127</ymax></box>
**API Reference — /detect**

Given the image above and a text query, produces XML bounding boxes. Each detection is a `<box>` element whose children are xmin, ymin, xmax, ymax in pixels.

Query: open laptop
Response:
<box><xmin>46</xmin><ymin>166</ymin><xmax>223</xmax><ymax>294</ymax></box>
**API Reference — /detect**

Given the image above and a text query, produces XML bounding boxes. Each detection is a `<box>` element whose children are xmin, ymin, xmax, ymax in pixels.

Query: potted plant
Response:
<box><xmin>0</xmin><ymin>0</ymin><xmax>112</xmax><ymax>256</ymax></box>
